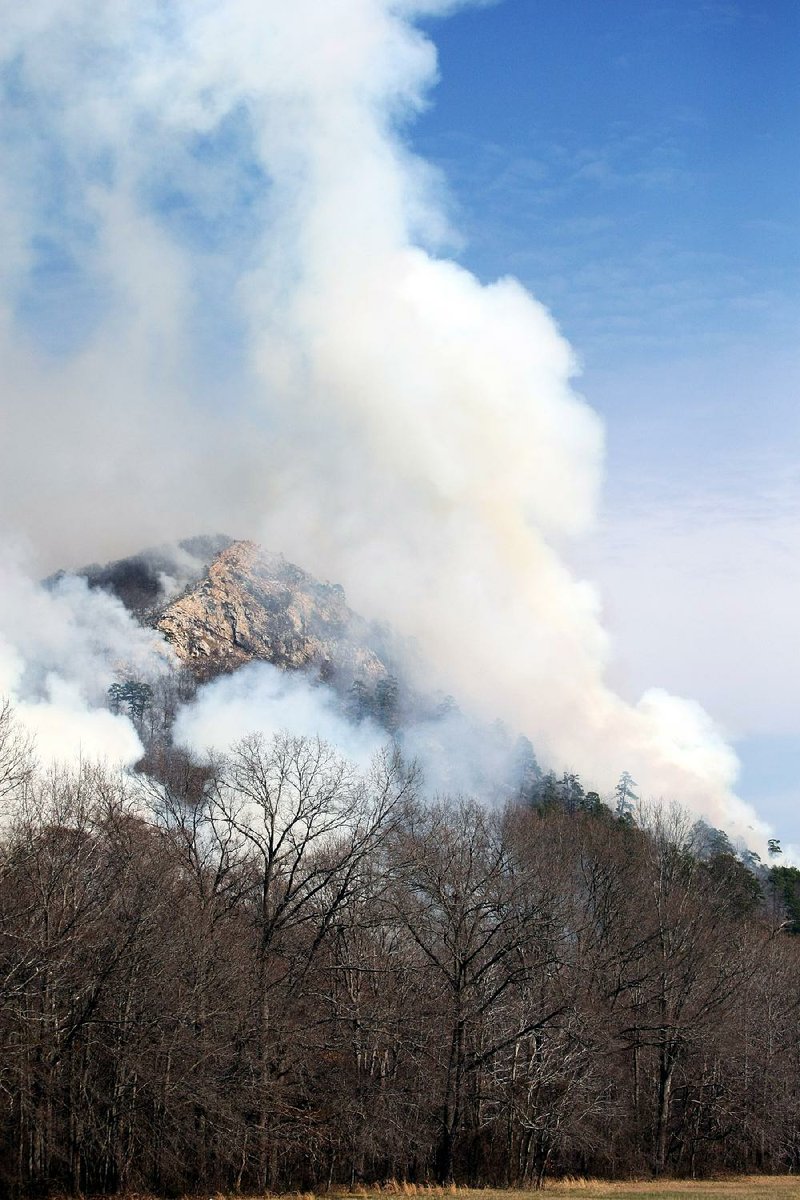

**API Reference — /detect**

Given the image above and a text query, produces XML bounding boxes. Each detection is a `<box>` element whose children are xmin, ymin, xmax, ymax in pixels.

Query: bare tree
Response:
<box><xmin>0</xmin><ymin>696</ymin><xmax>35</xmax><ymax>805</ymax></box>
<box><xmin>206</xmin><ymin>733</ymin><xmax>415</xmax><ymax>1188</ymax></box>
<box><xmin>0</xmin><ymin>747</ymin><xmax>795</xmax><ymax>1194</ymax></box>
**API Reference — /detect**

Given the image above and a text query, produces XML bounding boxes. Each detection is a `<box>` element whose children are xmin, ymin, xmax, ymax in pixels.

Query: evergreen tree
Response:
<box><xmin>561</xmin><ymin>771</ymin><xmax>584</xmax><ymax>813</ymax></box>
<box><xmin>583</xmin><ymin>790</ymin><xmax>603</xmax><ymax>815</ymax></box>
<box><xmin>511</xmin><ymin>735</ymin><xmax>541</xmax><ymax>803</ymax></box>
<box><xmin>107</xmin><ymin>679</ymin><xmax>153</xmax><ymax>721</ymax></box>
<box><xmin>614</xmin><ymin>770</ymin><xmax>638</xmax><ymax>822</ymax></box>
<box><xmin>346</xmin><ymin>678</ymin><xmax>371</xmax><ymax>724</ymax></box>
<box><xmin>374</xmin><ymin>674</ymin><xmax>400</xmax><ymax>733</ymax></box>
<box><xmin>768</xmin><ymin>864</ymin><xmax>800</xmax><ymax>933</ymax></box>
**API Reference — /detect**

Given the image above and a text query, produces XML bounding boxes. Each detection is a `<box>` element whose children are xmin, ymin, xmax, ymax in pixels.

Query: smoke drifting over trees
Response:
<box><xmin>0</xmin><ymin>5</ymin><xmax>797</xmax><ymax>1189</ymax></box>
<box><xmin>0</xmin><ymin>0</ymin><xmax>772</xmax><ymax>839</ymax></box>
<box><xmin>0</xmin><ymin>536</ymin><xmax>796</xmax><ymax>1191</ymax></box>
<box><xmin>1</xmin><ymin>723</ymin><xmax>800</xmax><ymax>1194</ymax></box>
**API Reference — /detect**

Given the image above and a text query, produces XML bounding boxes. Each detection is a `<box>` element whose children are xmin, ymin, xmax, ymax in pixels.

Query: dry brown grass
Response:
<box><xmin>550</xmin><ymin>1179</ymin><xmax>800</xmax><ymax>1200</ymax></box>
<box><xmin>95</xmin><ymin>1181</ymin><xmax>799</xmax><ymax>1200</ymax></box>
<box><xmin>329</xmin><ymin>1180</ymin><xmax>800</xmax><ymax>1200</ymax></box>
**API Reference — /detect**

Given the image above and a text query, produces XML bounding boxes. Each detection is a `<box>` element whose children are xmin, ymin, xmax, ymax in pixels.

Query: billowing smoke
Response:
<box><xmin>0</xmin><ymin>549</ymin><xmax>171</xmax><ymax>767</ymax></box>
<box><xmin>174</xmin><ymin>660</ymin><xmax>537</xmax><ymax>803</ymax></box>
<box><xmin>0</xmin><ymin>1</ymin><xmax>770</xmax><ymax>843</ymax></box>
<box><xmin>175</xmin><ymin>663</ymin><xmax>387</xmax><ymax>771</ymax></box>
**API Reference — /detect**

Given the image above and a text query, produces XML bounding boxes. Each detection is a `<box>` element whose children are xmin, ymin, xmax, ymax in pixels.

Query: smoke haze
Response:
<box><xmin>175</xmin><ymin>660</ymin><xmax>544</xmax><ymax>804</ymax></box>
<box><xmin>174</xmin><ymin>663</ymin><xmax>387</xmax><ymax>772</ymax></box>
<box><xmin>0</xmin><ymin>551</ymin><xmax>170</xmax><ymax>767</ymax></box>
<box><xmin>0</xmin><ymin>1</ymin><xmax>771</xmax><ymax>843</ymax></box>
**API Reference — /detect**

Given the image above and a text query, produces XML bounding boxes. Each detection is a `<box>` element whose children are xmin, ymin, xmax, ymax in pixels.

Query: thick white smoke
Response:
<box><xmin>0</xmin><ymin>1</ymin><xmax>770</xmax><ymax>843</ymax></box>
<box><xmin>175</xmin><ymin>661</ymin><xmax>538</xmax><ymax>803</ymax></box>
<box><xmin>0</xmin><ymin>550</ymin><xmax>170</xmax><ymax>768</ymax></box>
<box><xmin>175</xmin><ymin>663</ymin><xmax>387</xmax><ymax>771</ymax></box>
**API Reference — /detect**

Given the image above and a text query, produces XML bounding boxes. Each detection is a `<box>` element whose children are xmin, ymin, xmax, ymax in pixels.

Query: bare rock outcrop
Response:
<box><xmin>154</xmin><ymin>540</ymin><xmax>389</xmax><ymax>684</ymax></box>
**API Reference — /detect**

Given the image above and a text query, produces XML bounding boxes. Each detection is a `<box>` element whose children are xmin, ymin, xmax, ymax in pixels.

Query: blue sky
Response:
<box><xmin>416</xmin><ymin>0</ymin><xmax>799</xmax><ymax>364</ymax></box>
<box><xmin>415</xmin><ymin>0</ymin><xmax>800</xmax><ymax>844</ymax></box>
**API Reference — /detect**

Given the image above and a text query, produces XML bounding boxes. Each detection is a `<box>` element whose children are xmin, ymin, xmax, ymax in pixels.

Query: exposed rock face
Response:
<box><xmin>154</xmin><ymin>540</ymin><xmax>389</xmax><ymax>684</ymax></box>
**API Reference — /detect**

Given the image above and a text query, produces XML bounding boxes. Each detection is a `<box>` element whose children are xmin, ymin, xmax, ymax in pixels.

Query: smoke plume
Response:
<box><xmin>0</xmin><ymin>550</ymin><xmax>170</xmax><ymax>767</ymax></box>
<box><xmin>175</xmin><ymin>663</ymin><xmax>387</xmax><ymax>771</ymax></box>
<box><xmin>175</xmin><ymin>660</ymin><xmax>541</xmax><ymax>803</ymax></box>
<box><xmin>0</xmin><ymin>1</ymin><xmax>769</xmax><ymax>842</ymax></box>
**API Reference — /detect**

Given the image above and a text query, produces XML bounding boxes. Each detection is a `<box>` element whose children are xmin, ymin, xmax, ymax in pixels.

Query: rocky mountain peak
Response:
<box><xmin>153</xmin><ymin>539</ymin><xmax>389</xmax><ymax>685</ymax></box>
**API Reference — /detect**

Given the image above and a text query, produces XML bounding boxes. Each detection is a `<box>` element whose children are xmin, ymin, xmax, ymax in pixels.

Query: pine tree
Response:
<box><xmin>614</xmin><ymin>770</ymin><xmax>638</xmax><ymax>822</ymax></box>
<box><xmin>107</xmin><ymin>679</ymin><xmax>153</xmax><ymax>721</ymax></box>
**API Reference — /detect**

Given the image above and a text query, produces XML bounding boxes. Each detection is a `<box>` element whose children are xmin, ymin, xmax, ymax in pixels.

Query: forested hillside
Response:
<box><xmin>1</xmin><ymin>694</ymin><xmax>800</xmax><ymax>1196</ymax></box>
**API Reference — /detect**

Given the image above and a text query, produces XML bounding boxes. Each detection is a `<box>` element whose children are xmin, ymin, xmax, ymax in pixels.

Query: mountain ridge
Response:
<box><xmin>152</xmin><ymin>539</ymin><xmax>391</xmax><ymax>685</ymax></box>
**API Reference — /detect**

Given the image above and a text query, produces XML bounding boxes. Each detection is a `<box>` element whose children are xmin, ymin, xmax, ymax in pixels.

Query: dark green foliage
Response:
<box><xmin>107</xmin><ymin>678</ymin><xmax>153</xmax><ymax>720</ymax></box>
<box><xmin>346</xmin><ymin>677</ymin><xmax>372</xmax><ymax>723</ymax></box>
<box><xmin>769</xmin><ymin>864</ymin><xmax>800</xmax><ymax>933</ymax></box>
<box><xmin>560</xmin><ymin>770</ymin><xmax>584</xmax><ymax>813</ymax></box>
<box><xmin>346</xmin><ymin>673</ymin><xmax>402</xmax><ymax>733</ymax></box>
<box><xmin>583</xmin><ymin>789</ymin><xmax>603</xmax><ymax>814</ymax></box>
<box><xmin>692</xmin><ymin>818</ymin><xmax>735</xmax><ymax>860</ymax></box>
<box><xmin>510</xmin><ymin>734</ymin><xmax>541</xmax><ymax>801</ymax></box>
<box><xmin>528</xmin><ymin>768</ymin><xmax>602</xmax><ymax>816</ymax></box>
<box><xmin>532</xmin><ymin>769</ymin><xmax>561</xmax><ymax>810</ymax></box>
<box><xmin>374</xmin><ymin>673</ymin><xmax>400</xmax><ymax>732</ymax></box>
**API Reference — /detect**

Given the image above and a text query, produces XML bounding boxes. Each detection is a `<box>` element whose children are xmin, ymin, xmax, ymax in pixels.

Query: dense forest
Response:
<box><xmin>1</xmin><ymin>688</ymin><xmax>800</xmax><ymax>1197</ymax></box>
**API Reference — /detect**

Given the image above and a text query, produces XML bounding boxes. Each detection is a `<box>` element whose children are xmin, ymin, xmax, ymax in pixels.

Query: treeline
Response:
<box><xmin>1</xmin><ymin>700</ymin><xmax>800</xmax><ymax>1195</ymax></box>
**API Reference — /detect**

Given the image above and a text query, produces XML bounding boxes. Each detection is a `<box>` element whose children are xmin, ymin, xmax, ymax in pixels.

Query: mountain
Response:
<box><xmin>153</xmin><ymin>539</ymin><xmax>390</xmax><ymax>685</ymax></box>
<box><xmin>49</xmin><ymin>534</ymin><xmax>234</xmax><ymax>617</ymax></box>
<box><xmin>64</xmin><ymin>536</ymin><xmax>395</xmax><ymax>691</ymax></box>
